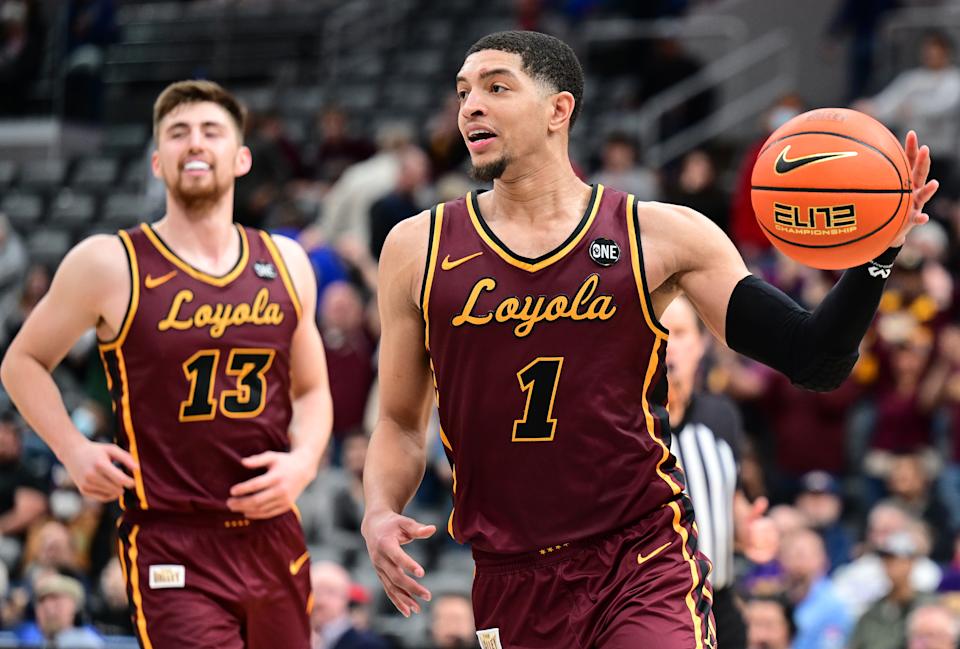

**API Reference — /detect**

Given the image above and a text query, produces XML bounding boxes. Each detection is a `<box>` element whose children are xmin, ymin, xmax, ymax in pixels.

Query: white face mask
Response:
<box><xmin>49</xmin><ymin>489</ymin><xmax>83</xmax><ymax>522</ymax></box>
<box><xmin>768</xmin><ymin>107</ymin><xmax>801</xmax><ymax>132</ymax></box>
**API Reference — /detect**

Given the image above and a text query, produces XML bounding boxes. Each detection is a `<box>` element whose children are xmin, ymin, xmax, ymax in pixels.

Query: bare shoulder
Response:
<box><xmin>267</xmin><ymin>233</ymin><xmax>311</xmax><ymax>273</ymax></box>
<box><xmin>59</xmin><ymin>234</ymin><xmax>128</xmax><ymax>286</ymax></box>
<box><xmin>378</xmin><ymin>209</ymin><xmax>432</xmax><ymax>307</ymax></box>
<box><xmin>636</xmin><ymin>200</ymin><xmax>740</xmax><ymax>281</ymax></box>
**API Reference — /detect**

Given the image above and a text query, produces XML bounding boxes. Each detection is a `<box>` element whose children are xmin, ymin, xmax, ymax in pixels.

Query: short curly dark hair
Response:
<box><xmin>466</xmin><ymin>30</ymin><xmax>584</xmax><ymax>129</ymax></box>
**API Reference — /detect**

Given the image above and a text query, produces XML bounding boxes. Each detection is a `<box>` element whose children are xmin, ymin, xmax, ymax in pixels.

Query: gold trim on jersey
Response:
<box><xmin>259</xmin><ymin>231</ymin><xmax>303</xmax><ymax>321</ymax></box>
<box><xmin>421</xmin><ymin>204</ymin><xmax>445</xmax><ymax>351</ymax></box>
<box><xmin>126</xmin><ymin>525</ymin><xmax>155</xmax><ymax>649</ymax></box>
<box><xmin>140</xmin><ymin>223</ymin><xmax>250</xmax><ymax>287</ymax></box>
<box><xmin>642</xmin><ymin>338</ymin><xmax>706</xmax><ymax>649</ymax></box>
<box><xmin>178</xmin><ymin>349</ymin><xmax>221</xmax><ymax>422</ymax></box>
<box><xmin>115</xmin><ymin>347</ymin><xmax>149</xmax><ymax>509</ymax></box>
<box><xmin>465</xmin><ymin>185</ymin><xmax>604</xmax><ymax>273</ymax></box>
<box><xmin>220</xmin><ymin>347</ymin><xmax>276</xmax><ymax>419</ymax></box>
<box><xmin>626</xmin><ymin>195</ymin><xmax>670</xmax><ymax>339</ymax></box>
<box><xmin>99</xmin><ymin>230</ymin><xmax>141</xmax><ymax>350</ymax></box>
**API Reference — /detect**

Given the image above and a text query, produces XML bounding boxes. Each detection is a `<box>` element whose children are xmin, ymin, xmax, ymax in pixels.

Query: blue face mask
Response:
<box><xmin>768</xmin><ymin>107</ymin><xmax>801</xmax><ymax>132</ymax></box>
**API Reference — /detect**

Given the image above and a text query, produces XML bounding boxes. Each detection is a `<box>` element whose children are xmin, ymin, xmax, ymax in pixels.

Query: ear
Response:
<box><xmin>547</xmin><ymin>91</ymin><xmax>576</xmax><ymax>134</ymax></box>
<box><xmin>234</xmin><ymin>145</ymin><xmax>252</xmax><ymax>177</ymax></box>
<box><xmin>150</xmin><ymin>149</ymin><xmax>161</xmax><ymax>179</ymax></box>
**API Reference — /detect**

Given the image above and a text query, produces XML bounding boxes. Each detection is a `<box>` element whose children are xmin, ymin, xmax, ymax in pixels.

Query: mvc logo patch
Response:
<box><xmin>253</xmin><ymin>261</ymin><xmax>277</xmax><ymax>280</ymax></box>
<box><xmin>589</xmin><ymin>238</ymin><xmax>620</xmax><ymax>267</ymax></box>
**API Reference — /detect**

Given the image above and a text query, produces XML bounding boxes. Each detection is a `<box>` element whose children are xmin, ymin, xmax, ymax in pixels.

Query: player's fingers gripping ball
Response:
<box><xmin>751</xmin><ymin>108</ymin><xmax>912</xmax><ymax>269</ymax></box>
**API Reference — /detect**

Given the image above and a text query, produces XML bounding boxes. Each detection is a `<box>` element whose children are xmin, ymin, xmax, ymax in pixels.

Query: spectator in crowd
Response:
<box><xmin>885</xmin><ymin>451</ymin><xmax>953</xmax><ymax>563</ymax></box>
<box><xmin>590</xmin><ymin>132</ymin><xmax>659</xmax><ymax>200</ymax></box>
<box><xmin>663</xmin><ymin>149</ymin><xmax>728</xmax><ymax>233</ymax></box>
<box><xmin>826</xmin><ymin>0</ymin><xmax>898</xmax><ymax>101</ymax></box>
<box><xmin>0</xmin><ymin>0</ymin><xmax>44</xmax><ymax>115</ymax></box>
<box><xmin>744</xmin><ymin>594</ymin><xmax>794</xmax><ymax>649</ymax></box>
<box><xmin>0</xmin><ymin>412</ymin><xmax>47</xmax><ymax>562</ymax></box>
<box><xmin>778</xmin><ymin>528</ymin><xmax>852</xmax><ymax>649</ymax></box>
<box><xmin>313</xmin><ymin>106</ymin><xmax>376</xmax><ymax>185</ymax></box>
<box><xmin>310</xmin><ymin>561</ymin><xmax>389</xmax><ymax>649</ymax></box>
<box><xmin>235</xmin><ymin>110</ymin><xmax>304</xmax><ymax>228</ymax></box>
<box><xmin>87</xmin><ymin>556</ymin><xmax>131</xmax><ymax>636</ymax></box>
<box><xmin>855</xmin><ymin>31</ymin><xmax>960</xmax><ymax>193</ymax></box>
<box><xmin>62</xmin><ymin>0</ymin><xmax>118</xmax><ymax>122</ymax></box>
<box><xmin>320</xmin><ymin>282</ymin><xmax>377</xmax><ymax>448</ymax></box>
<box><xmin>794</xmin><ymin>471</ymin><xmax>853</xmax><ymax>572</ymax></box>
<box><xmin>15</xmin><ymin>571</ymin><xmax>103</xmax><ymax>648</ymax></box>
<box><xmin>428</xmin><ymin>592</ymin><xmax>475</xmax><ymax>649</ymax></box>
<box><xmin>0</xmin><ymin>262</ymin><xmax>51</xmax><ymax>352</ymax></box>
<box><xmin>638</xmin><ymin>37</ymin><xmax>714</xmax><ymax>139</ymax></box>
<box><xmin>424</xmin><ymin>96</ymin><xmax>468</xmax><ymax>179</ymax></box>
<box><xmin>849</xmin><ymin>531</ymin><xmax>935</xmax><ymax>649</ymax></box>
<box><xmin>369</xmin><ymin>146</ymin><xmax>431</xmax><ymax>259</ymax></box>
<box><xmin>905</xmin><ymin>603</ymin><xmax>960</xmax><ymax>649</ymax></box>
<box><xmin>328</xmin><ymin>432</ymin><xmax>370</xmax><ymax>567</ymax></box>
<box><xmin>833</xmin><ymin>501</ymin><xmax>943</xmax><ymax>618</ymax></box>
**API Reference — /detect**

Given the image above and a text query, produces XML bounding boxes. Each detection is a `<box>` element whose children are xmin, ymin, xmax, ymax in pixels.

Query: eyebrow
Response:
<box><xmin>456</xmin><ymin>68</ymin><xmax>520</xmax><ymax>84</ymax></box>
<box><xmin>165</xmin><ymin>120</ymin><xmax>228</xmax><ymax>133</ymax></box>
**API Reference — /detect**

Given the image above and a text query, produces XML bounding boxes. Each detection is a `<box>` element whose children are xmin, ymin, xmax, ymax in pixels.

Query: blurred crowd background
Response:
<box><xmin>2</xmin><ymin>0</ymin><xmax>960</xmax><ymax>648</ymax></box>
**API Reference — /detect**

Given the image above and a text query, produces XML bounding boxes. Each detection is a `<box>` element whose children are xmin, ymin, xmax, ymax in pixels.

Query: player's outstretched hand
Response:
<box><xmin>890</xmin><ymin>130</ymin><xmax>939</xmax><ymax>248</ymax></box>
<box><xmin>226</xmin><ymin>450</ymin><xmax>316</xmax><ymax>519</ymax></box>
<box><xmin>361</xmin><ymin>510</ymin><xmax>436</xmax><ymax>617</ymax></box>
<box><xmin>61</xmin><ymin>439</ymin><xmax>138</xmax><ymax>502</ymax></box>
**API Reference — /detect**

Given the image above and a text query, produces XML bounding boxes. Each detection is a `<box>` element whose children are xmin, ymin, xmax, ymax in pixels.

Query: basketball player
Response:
<box><xmin>361</xmin><ymin>31</ymin><xmax>938</xmax><ymax>649</ymax></box>
<box><xmin>0</xmin><ymin>80</ymin><xmax>332</xmax><ymax>649</ymax></box>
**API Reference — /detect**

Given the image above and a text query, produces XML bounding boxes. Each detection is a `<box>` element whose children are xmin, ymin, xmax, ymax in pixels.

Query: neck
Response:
<box><xmin>489</xmin><ymin>151</ymin><xmax>588</xmax><ymax>223</ymax></box>
<box><xmin>889</xmin><ymin>581</ymin><xmax>914</xmax><ymax>604</ymax></box>
<box><xmin>153</xmin><ymin>195</ymin><xmax>239</xmax><ymax>270</ymax></box>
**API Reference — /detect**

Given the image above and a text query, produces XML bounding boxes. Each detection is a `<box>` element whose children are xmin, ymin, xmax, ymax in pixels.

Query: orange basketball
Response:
<box><xmin>751</xmin><ymin>108</ymin><xmax>912</xmax><ymax>269</ymax></box>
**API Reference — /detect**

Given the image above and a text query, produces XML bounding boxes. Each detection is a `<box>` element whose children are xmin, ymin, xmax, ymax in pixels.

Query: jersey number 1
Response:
<box><xmin>179</xmin><ymin>348</ymin><xmax>275</xmax><ymax>422</ymax></box>
<box><xmin>512</xmin><ymin>357</ymin><xmax>564</xmax><ymax>442</ymax></box>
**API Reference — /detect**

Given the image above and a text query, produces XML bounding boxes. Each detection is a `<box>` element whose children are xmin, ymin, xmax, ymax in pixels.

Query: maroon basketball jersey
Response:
<box><xmin>98</xmin><ymin>224</ymin><xmax>300</xmax><ymax>514</ymax></box>
<box><xmin>424</xmin><ymin>185</ymin><xmax>687</xmax><ymax>553</ymax></box>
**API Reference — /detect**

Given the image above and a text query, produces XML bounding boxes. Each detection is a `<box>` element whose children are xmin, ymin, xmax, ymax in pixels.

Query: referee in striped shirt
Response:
<box><xmin>662</xmin><ymin>296</ymin><xmax>780</xmax><ymax>649</ymax></box>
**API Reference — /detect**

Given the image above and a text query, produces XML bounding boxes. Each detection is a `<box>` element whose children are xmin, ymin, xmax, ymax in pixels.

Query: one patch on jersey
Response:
<box><xmin>148</xmin><ymin>564</ymin><xmax>185</xmax><ymax>589</ymax></box>
<box><xmin>253</xmin><ymin>261</ymin><xmax>277</xmax><ymax>280</ymax></box>
<box><xmin>589</xmin><ymin>237</ymin><xmax>620</xmax><ymax>267</ymax></box>
<box><xmin>476</xmin><ymin>628</ymin><xmax>503</xmax><ymax>649</ymax></box>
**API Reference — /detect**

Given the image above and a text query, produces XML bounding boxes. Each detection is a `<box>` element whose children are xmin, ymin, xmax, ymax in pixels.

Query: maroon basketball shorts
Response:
<box><xmin>117</xmin><ymin>510</ymin><xmax>311</xmax><ymax>649</ymax></box>
<box><xmin>471</xmin><ymin>497</ymin><xmax>715</xmax><ymax>649</ymax></box>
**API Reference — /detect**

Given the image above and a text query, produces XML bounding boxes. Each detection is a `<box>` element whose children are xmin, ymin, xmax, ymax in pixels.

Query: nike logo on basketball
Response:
<box><xmin>144</xmin><ymin>270</ymin><xmax>178</xmax><ymax>289</ymax></box>
<box><xmin>441</xmin><ymin>252</ymin><xmax>483</xmax><ymax>271</ymax></box>
<box><xmin>637</xmin><ymin>542</ymin><xmax>670</xmax><ymax>565</ymax></box>
<box><xmin>774</xmin><ymin>145</ymin><xmax>858</xmax><ymax>174</ymax></box>
<box><xmin>289</xmin><ymin>551</ymin><xmax>310</xmax><ymax>575</ymax></box>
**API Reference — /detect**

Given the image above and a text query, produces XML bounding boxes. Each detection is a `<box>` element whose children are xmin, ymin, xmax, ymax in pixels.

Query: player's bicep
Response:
<box><xmin>670</xmin><ymin>207</ymin><xmax>751</xmax><ymax>343</ymax></box>
<box><xmin>376</xmin><ymin>217</ymin><xmax>433</xmax><ymax>436</ymax></box>
<box><xmin>9</xmin><ymin>237</ymin><xmax>121</xmax><ymax>370</ymax></box>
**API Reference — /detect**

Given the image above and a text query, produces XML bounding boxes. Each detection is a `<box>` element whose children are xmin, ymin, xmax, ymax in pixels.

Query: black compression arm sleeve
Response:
<box><xmin>724</xmin><ymin>248</ymin><xmax>899</xmax><ymax>392</ymax></box>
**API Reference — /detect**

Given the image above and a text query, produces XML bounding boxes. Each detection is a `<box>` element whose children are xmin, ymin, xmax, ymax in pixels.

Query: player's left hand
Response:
<box><xmin>741</xmin><ymin>497</ymin><xmax>780</xmax><ymax>564</ymax></box>
<box><xmin>890</xmin><ymin>130</ymin><xmax>939</xmax><ymax>248</ymax></box>
<box><xmin>226</xmin><ymin>450</ymin><xmax>316</xmax><ymax>519</ymax></box>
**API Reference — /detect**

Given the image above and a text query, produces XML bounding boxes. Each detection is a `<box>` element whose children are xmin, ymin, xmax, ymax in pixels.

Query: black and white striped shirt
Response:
<box><xmin>669</xmin><ymin>393</ymin><xmax>743</xmax><ymax>590</ymax></box>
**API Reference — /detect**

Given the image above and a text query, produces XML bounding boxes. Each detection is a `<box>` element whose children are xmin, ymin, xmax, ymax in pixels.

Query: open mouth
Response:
<box><xmin>467</xmin><ymin>129</ymin><xmax>496</xmax><ymax>143</ymax></box>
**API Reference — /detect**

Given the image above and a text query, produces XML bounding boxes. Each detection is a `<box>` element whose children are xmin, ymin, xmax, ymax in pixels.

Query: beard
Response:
<box><xmin>470</xmin><ymin>155</ymin><xmax>510</xmax><ymax>182</ymax></box>
<box><xmin>168</xmin><ymin>170</ymin><xmax>229</xmax><ymax>212</ymax></box>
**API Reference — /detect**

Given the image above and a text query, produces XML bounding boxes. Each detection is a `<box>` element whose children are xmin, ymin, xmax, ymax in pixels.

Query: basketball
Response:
<box><xmin>751</xmin><ymin>108</ymin><xmax>912</xmax><ymax>269</ymax></box>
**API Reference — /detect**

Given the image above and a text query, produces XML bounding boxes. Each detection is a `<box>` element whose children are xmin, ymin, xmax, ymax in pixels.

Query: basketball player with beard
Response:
<box><xmin>1</xmin><ymin>80</ymin><xmax>332</xmax><ymax>649</ymax></box>
<box><xmin>361</xmin><ymin>30</ymin><xmax>938</xmax><ymax>649</ymax></box>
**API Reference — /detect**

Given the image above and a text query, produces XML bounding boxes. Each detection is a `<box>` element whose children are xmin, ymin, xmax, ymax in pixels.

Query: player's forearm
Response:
<box><xmin>364</xmin><ymin>420</ymin><xmax>428</xmax><ymax>515</ymax></box>
<box><xmin>726</xmin><ymin>248</ymin><xmax>898</xmax><ymax>391</ymax></box>
<box><xmin>0</xmin><ymin>348</ymin><xmax>84</xmax><ymax>460</ymax></box>
<box><xmin>287</xmin><ymin>384</ymin><xmax>332</xmax><ymax>473</ymax></box>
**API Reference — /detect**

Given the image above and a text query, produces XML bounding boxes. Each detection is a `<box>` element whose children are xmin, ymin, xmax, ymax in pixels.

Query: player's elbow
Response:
<box><xmin>791</xmin><ymin>352</ymin><xmax>859</xmax><ymax>392</ymax></box>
